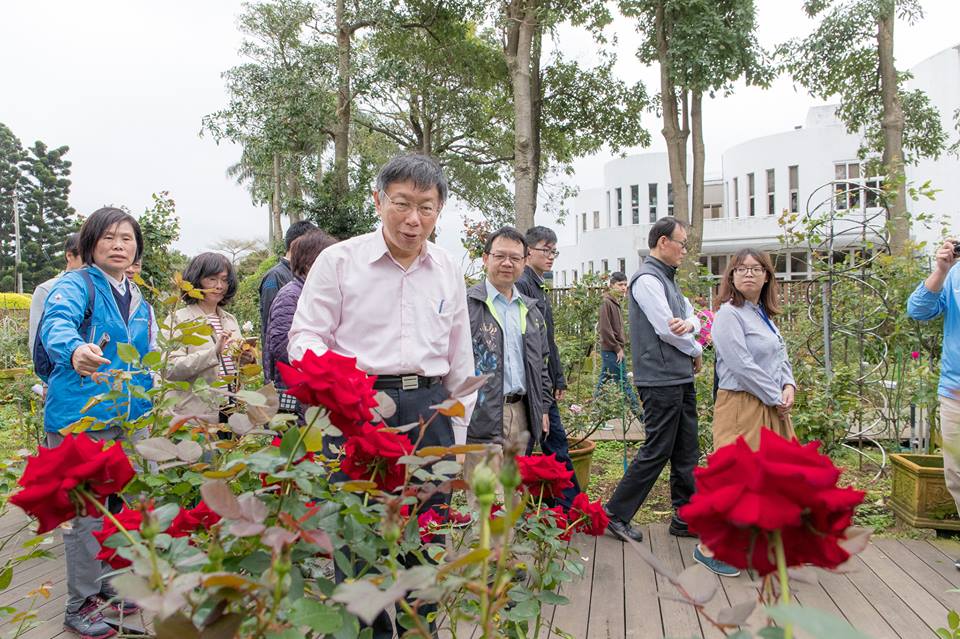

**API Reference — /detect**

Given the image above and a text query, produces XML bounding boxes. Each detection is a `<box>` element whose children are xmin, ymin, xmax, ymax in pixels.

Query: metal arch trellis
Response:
<box><xmin>799</xmin><ymin>179</ymin><xmax>895</xmax><ymax>480</ymax></box>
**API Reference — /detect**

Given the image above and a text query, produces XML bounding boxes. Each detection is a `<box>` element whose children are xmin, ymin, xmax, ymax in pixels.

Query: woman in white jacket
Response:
<box><xmin>166</xmin><ymin>252</ymin><xmax>251</xmax><ymax>423</ymax></box>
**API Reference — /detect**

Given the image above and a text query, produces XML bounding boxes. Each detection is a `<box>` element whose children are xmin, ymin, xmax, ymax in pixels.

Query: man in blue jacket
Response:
<box><xmin>39</xmin><ymin>207</ymin><xmax>155</xmax><ymax>638</ymax></box>
<box><xmin>907</xmin><ymin>238</ymin><xmax>960</xmax><ymax>570</ymax></box>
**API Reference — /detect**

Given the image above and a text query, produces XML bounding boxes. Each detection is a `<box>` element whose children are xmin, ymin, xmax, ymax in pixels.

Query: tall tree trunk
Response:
<box><xmin>530</xmin><ymin>26</ymin><xmax>543</xmax><ymax>215</ymax></box>
<box><xmin>656</xmin><ymin>1</ymin><xmax>690</xmax><ymax>229</ymax></box>
<box><xmin>689</xmin><ymin>90</ymin><xmax>705</xmax><ymax>262</ymax></box>
<box><xmin>334</xmin><ymin>0</ymin><xmax>351</xmax><ymax>206</ymax></box>
<box><xmin>286</xmin><ymin>156</ymin><xmax>303</xmax><ymax>223</ymax></box>
<box><xmin>505</xmin><ymin>0</ymin><xmax>538</xmax><ymax>233</ymax></box>
<box><xmin>877</xmin><ymin>7</ymin><xmax>908</xmax><ymax>253</ymax></box>
<box><xmin>271</xmin><ymin>152</ymin><xmax>283</xmax><ymax>245</ymax></box>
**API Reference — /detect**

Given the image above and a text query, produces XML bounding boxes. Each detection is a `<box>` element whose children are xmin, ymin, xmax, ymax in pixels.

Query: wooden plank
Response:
<box><xmin>550</xmin><ymin>534</ymin><xmax>596</xmax><ymax>639</ymax></box>
<box><xmin>873</xmin><ymin>538</ymin><xmax>960</xmax><ymax>611</ymax></box>
<box><xmin>622</xmin><ymin>525</ymin><xmax>663</xmax><ymax>639</ymax></box>
<box><xmin>841</xmin><ymin>554</ymin><xmax>931</xmax><ymax>638</ymax></box>
<box><xmin>788</xmin><ymin>571</ymin><xmax>845</xmax><ymax>621</ymax></box>
<box><xmin>587</xmin><ymin>534</ymin><xmax>624</xmax><ymax>639</ymax></box>
<box><xmin>859</xmin><ymin>542</ymin><xmax>950</xmax><ymax>633</ymax></box>
<box><xmin>648</xmin><ymin>523</ymin><xmax>702</xmax><ymax>639</ymax></box>
<box><xmin>902</xmin><ymin>539</ymin><xmax>960</xmax><ymax>589</ymax></box>
<box><xmin>816</xmin><ymin>569</ymin><xmax>898</xmax><ymax>639</ymax></box>
<box><xmin>675</xmin><ymin>536</ymin><xmax>728</xmax><ymax>639</ymax></box>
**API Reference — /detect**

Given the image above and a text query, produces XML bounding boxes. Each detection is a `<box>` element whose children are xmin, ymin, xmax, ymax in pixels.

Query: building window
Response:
<box><xmin>606</xmin><ymin>191</ymin><xmax>611</xmax><ymax>226</ymax></box>
<box><xmin>630</xmin><ymin>185</ymin><xmax>639</xmax><ymax>225</ymax></box>
<box><xmin>588</xmin><ymin>261</ymin><xmax>594</xmax><ymax>273</ymax></box>
<box><xmin>865</xmin><ymin>174</ymin><xmax>883</xmax><ymax>208</ymax></box>
<box><xmin>593</xmin><ymin>210</ymin><xmax>600</xmax><ymax>229</ymax></box>
<box><xmin>667</xmin><ymin>183</ymin><xmax>674</xmax><ymax>216</ymax></box>
<box><xmin>834</xmin><ymin>162</ymin><xmax>861</xmax><ymax>210</ymax></box>
<box><xmin>733</xmin><ymin>177</ymin><xmax>739</xmax><ymax>218</ymax></box>
<box><xmin>766</xmin><ymin>169</ymin><xmax>775</xmax><ymax>215</ymax></box>
<box><xmin>789</xmin><ymin>165</ymin><xmax>799</xmax><ymax>214</ymax></box>
<box><xmin>601</xmin><ymin>259</ymin><xmax>609</xmax><ymax>274</ymax></box>
<box><xmin>618</xmin><ymin>258</ymin><xmax>626</xmax><ymax>273</ymax></box>
<box><xmin>582</xmin><ymin>212</ymin><xmax>587</xmax><ymax>231</ymax></box>
<box><xmin>748</xmin><ymin>173</ymin><xmax>755</xmax><ymax>216</ymax></box>
<box><xmin>648</xmin><ymin>183</ymin><xmax>658</xmax><ymax>222</ymax></box>
<box><xmin>615</xmin><ymin>187</ymin><xmax>623</xmax><ymax>227</ymax></box>
<box><xmin>572</xmin><ymin>270</ymin><xmax>578</xmax><ymax>284</ymax></box>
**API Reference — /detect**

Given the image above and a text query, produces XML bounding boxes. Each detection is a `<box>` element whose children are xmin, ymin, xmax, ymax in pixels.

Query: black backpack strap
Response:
<box><xmin>77</xmin><ymin>269</ymin><xmax>96</xmax><ymax>338</ymax></box>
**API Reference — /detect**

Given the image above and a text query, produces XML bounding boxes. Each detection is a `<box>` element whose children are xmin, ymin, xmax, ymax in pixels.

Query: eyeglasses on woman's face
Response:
<box><xmin>733</xmin><ymin>265</ymin><xmax>766</xmax><ymax>276</ymax></box>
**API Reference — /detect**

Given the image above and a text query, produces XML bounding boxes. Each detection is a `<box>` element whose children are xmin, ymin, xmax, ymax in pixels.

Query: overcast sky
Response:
<box><xmin>2</xmin><ymin>1</ymin><xmax>959</xmax><ymax>258</ymax></box>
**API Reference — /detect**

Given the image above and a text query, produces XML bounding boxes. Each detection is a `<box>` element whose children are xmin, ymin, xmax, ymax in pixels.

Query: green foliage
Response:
<box><xmin>552</xmin><ymin>272</ymin><xmax>605</xmax><ymax>387</ymax></box>
<box><xmin>231</xmin><ymin>253</ymin><xmax>278</xmax><ymax>335</ymax></box>
<box><xmin>937</xmin><ymin>609</ymin><xmax>960</xmax><ymax>639</ymax></box>
<box><xmin>777</xmin><ymin>0</ymin><xmax>946</xmax><ymax>163</ymax></box>
<box><xmin>0</xmin><ymin>123</ymin><xmax>79</xmax><ymax>292</ymax></box>
<box><xmin>138</xmin><ymin>192</ymin><xmax>185</xmax><ymax>299</ymax></box>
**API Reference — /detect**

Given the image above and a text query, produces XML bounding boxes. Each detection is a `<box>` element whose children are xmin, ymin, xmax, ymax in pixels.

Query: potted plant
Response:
<box><xmin>888</xmin><ymin>351</ymin><xmax>960</xmax><ymax>529</ymax></box>
<box><xmin>560</xmin><ymin>383</ymin><xmax>632</xmax><ymax>490</ymax></box>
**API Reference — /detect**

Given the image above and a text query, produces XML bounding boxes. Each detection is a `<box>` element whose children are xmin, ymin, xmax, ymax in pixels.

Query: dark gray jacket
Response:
<box><xmin>516</xmin><ymin>266</ymin><xmax>566</xmax><ymax>391</ymax></box>
<box><xmin>628</xmin><ymin>256</ymin><xmax>696</xmax><ymax>386</ymax></box>
<box><xmin>467</xmin><ymin>279</ymin><xmax>552</xmax><ymax>445</ymax></box>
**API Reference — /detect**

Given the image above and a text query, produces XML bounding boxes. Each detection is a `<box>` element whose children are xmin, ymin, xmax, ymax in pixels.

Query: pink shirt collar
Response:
<box><xmin>368</xmin><ymin>228</ymin><xmax>438</xmax><ymax>267</ymax></box>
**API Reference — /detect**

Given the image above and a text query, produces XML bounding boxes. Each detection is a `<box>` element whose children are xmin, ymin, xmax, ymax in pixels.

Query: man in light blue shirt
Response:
<box><xmin>464</xmin><ymin>227</ymin><xmax>553</xmax><ymax>500</ymax></box>
<box><xmin>907</xmin><ymin>238</ymin><xmax>960</xmax><ymax>569</ymax></box>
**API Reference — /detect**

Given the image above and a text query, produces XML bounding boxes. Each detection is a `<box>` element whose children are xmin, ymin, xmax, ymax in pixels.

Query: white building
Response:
<box><xmin>553</xmin><ymin>44</ymin><xmax>960</xmax><ymax>287</ymax></box>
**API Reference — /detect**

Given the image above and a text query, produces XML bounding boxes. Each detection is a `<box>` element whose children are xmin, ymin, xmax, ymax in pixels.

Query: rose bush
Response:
<box><xmin>0</xmin><ymin>277</ymin><xmax>609</xmax><ymax>638</ymax></box>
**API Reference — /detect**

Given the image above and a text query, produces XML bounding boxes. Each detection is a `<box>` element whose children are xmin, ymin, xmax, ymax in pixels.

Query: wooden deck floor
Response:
<box><xmin>5</xmin><ymin>508</ymin><xmax>959</xmax><ymax>638</ymax></box>
<box><xmin>534</xmin><ymin>525</ymin><xmax>960</xmax><ymax>639</ymax></box>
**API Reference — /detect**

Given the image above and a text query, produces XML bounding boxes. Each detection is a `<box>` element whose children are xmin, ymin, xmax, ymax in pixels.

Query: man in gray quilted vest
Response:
<box><xmin>605</xmin><ymin>218</ymin><xmax>702</xmax><ymax>544</ymax></box>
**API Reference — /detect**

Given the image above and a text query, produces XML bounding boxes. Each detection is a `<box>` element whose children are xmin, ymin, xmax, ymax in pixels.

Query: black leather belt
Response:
<box><xmin>504</xmin><ymin>393</ymin><xmax>525</xmax><ymax>404</ymax></box>
<box><xmin>373</xmin><ymin>374</ymin><xmax>440</xmax><ymax>391</ymax></box>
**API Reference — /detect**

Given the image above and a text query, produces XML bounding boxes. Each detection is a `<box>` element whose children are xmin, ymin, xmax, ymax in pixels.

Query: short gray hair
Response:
<box><xmin>375</xmin><ymin>154</ymin><xmax>448</xmax><ymax>204</ymax></box>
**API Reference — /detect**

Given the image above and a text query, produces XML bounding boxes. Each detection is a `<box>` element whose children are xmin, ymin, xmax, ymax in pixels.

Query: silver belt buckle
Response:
<box><xmin>401</xmin><ymin>375</ymin><xmax>419</xmax><ymax>391</ymax></box>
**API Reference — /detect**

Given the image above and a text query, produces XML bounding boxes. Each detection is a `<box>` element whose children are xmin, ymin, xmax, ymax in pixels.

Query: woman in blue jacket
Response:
<box><xmin>38</xmin><ymin>206</ymin><xmax>154</xmax><ymax>638</ymax></box>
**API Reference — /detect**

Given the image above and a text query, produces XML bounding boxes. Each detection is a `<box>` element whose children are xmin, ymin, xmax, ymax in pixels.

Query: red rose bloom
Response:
<box><xmin>93</xmin><ymin>506</ymin><xmax>143</xmax><ymax>569</ymax></box>
<box><xmin>417</xmin><ymin>508</ymin><xmax>445</xmax><ymax>543</ymax></box>
<box><xmin>569</xmin><ymin>493</ymin><xmax>609</xmax><ymax>537</ymax></box>
<box><xmin>168</xmin><ymin>501</ymin><xmax>222</xmax><ymax>537</ymax></box>
<box><xmin>679</xmin><ymin>429</ymin><xmax>865</xmax><ymax>575</ymax></box>
<box><xmin>517</xmin><ymin>454</ymin><xmax>574</xmax><ymax>501</ymax></box>
<box><xmin>277</xmin><ymin>350</ymin><xmax>378</xmax><ymax>430</ymax></box>
<box><xmin>340</xmin><ymin>425</ymin><xmax>412</xmax><ymax>492</ymax></box>
<box><xmin>10</xmin><ymin>434</ymin><xmax>136</xmax><ymax>533</ymax></box>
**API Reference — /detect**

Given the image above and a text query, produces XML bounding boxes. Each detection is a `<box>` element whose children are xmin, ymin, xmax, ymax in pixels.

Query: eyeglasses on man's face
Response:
<box><xmin>666</xmin><ymin>237</ymin><xmax>689</xmax><ymax>251</ymax></box>
<box><xmin>380</xmin><ymin>191</ymin><xmax>439</xmax><ymax>218</ymax></box>
<box><xmin>530</xmin><ymin>246</ymin><xmax>560</xmax><ymax>257</ymax></box>
<box><xmin>734</xmin><ymin>266</ymin><xmax>766</xmax><ymax>276</ymax></box>
<box><xmin>486</xmin><ymin>252</ymin><xmax>526</xmax><ymax>266</ymax></box>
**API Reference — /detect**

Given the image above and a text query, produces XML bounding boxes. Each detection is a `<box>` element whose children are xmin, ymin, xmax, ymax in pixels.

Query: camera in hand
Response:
<box><xmin>953</xmin><ymin>241</ymin><xmax>960</xmax><ymax>258</ymax></box>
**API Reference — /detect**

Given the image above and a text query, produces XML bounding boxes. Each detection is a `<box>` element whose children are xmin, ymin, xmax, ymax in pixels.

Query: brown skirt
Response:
<box><xmin>712</xmin><ymin>390</ymin><xmax>794</xmax><ymax>451</ymax></box>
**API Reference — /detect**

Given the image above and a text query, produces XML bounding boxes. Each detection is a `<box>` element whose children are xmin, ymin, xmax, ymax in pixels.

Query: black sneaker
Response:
<box><xmin>669</xmin><ymin>514</ymin><xmax>697</xmax><ymax>538</ymax></box>
<box><xmin>605</xmin><ymin>511</ymin><xmax>644</xmax><ymax>542</ymax></box>
<box><xmin>64</xmin><ymin>598</ymin><xmax>117</xmax><ymax>639</ymax></box>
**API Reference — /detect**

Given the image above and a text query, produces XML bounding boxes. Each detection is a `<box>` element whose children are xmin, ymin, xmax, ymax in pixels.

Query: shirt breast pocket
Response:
<box><xmin>425</xmin><ymin>296</ymin><xmax>455</xmax><ymax>346</ymax></box>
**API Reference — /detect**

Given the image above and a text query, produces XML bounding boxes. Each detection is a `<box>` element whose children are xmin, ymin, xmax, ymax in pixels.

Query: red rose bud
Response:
<box><xmin>569</xmin><ymin>493</ymin><xmax>609</xmax><ymax>537</ymax></box>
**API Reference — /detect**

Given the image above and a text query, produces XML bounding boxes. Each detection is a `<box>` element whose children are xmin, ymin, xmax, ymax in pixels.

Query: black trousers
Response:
<box><xmin>527</xmin><ymin>399</ymin><xmax>581</xmax><ymax>508</ymax></box>
<box><xmin>335</xmin><ymin>383</ymin><xmax>453</xmax><ymax>639</ymax></box>
<box><xmin>605</xmin><ymin>383</ymin><xmax>699</xmax><ymax>523</ymax></box>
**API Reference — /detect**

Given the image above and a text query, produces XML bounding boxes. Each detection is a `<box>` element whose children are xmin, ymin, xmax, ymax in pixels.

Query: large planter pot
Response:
<box><xmin>890</xmin><ymin>453</ymin><xmax>960</xmax><ymax>531</ymax></box>
<box><xmin>568</xmin><ymin>438</ymin><xmax>597</xmax><ymax>492</ymax></box>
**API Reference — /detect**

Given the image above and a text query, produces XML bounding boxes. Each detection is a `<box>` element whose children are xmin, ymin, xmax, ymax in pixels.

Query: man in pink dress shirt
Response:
<box><xmin>288</xmin><ymin>153</ymin><xmax>475</xmax><ymax>638</ymax></box>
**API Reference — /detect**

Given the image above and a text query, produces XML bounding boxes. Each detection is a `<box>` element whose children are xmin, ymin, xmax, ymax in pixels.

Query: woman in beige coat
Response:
<box><xmin>166</xmin><ymin>252</ymin><xmax>250</xmax><ymax>423</ymax></box>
